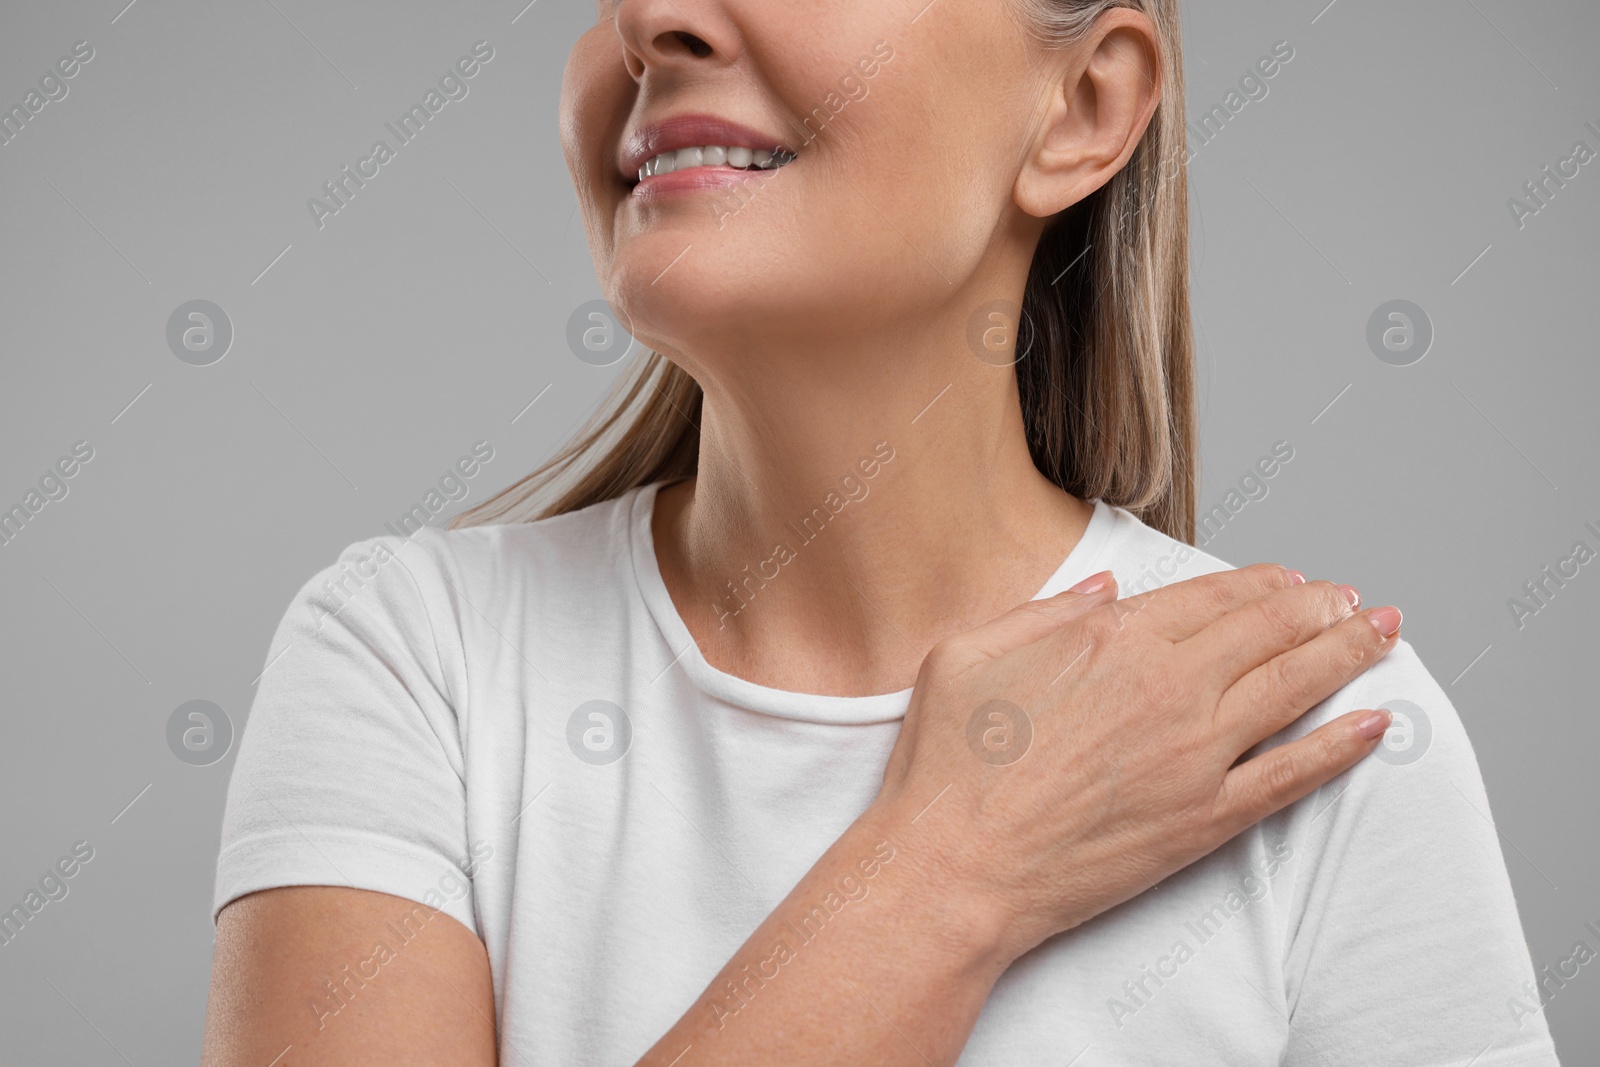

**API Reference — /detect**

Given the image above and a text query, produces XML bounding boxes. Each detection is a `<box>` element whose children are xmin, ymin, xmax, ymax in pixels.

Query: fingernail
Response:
<box><xmin>1357</xmin><ymin>709</ymin><xmax>1392</xmax><ymax>740</ymax></box>
<box><xmin>1339</xmin><ymin>584</ymin><xmax>1361</xmax><ymax>609</ymax></box>
<box><xmin>1368</xmin><ymin>606</ymin><xmax>1403</xmax><ymax>637</ymax></box>
<box><xmin>1068</xmin><ymin>569</ymin><xmax>1112</xmax><ymax>595</ymax></box>
<box><xmin>1285</xmin><ymin>568</ymin><xmax>1307</xmax><ymax>585</ymax></box>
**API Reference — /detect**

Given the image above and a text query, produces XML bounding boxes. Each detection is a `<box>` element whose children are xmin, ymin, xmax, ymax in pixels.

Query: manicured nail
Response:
<box><xmin>1285</xmin><ymin>568</ymin><xmax>1307</xmax><ymax>585</ymax></box>
<box><xmin>1357</xmin><ymin>709</ymin><xmax>1392</xmax><ymax>740</ymax></box>
<box><xmin>1068</xmin><ymin>569</ymin><xmax>1112</xmax><ymax>595</ymax></box>
<box><xmin>1339</xmin><ymin>584</ymin><xmax>1361</xmax><ymax>609</ymax></box>
<box><xmin>1368</xmin><ymin>606</ymin><xmax>1402</xmax><ymax>637</ymax></box>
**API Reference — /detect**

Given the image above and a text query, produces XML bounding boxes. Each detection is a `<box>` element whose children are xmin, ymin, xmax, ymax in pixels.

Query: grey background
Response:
<box><xmin>1</xmin><ymin>0</ymin><xmax>1595</xmax><ymax>1062</ymax></box>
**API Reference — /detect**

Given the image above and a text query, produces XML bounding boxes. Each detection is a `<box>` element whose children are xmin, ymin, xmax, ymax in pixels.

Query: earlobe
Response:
<box><xmin>1012</xmin><ymin>14</ymin><xmax>1162</xmax><ymax>220</ymax></box>
<box><xmin>1013</xmin><ymin>78</ymin><xmax>1094</xmax><ymax>219</ymax></box>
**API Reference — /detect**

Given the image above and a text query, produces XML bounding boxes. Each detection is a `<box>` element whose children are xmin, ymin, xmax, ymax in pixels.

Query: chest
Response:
<box><xmin>460</xmin><ymin>674</ymin><xmax>1296</xmax><ymax>1065</ymax></box>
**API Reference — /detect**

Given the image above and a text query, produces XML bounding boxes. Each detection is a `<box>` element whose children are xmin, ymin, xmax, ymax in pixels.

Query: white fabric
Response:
<box><xmin>214</xmin><ymin>481</ymin><xmax>1562</xmax><ymax>1065</ymax></box>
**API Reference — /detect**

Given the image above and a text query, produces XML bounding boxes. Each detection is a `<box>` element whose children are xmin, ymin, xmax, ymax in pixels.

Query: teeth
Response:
<box><xmin>637</xmin><ymin>144</ymin><xmax>796</xmax><ymax>182</ymax></box>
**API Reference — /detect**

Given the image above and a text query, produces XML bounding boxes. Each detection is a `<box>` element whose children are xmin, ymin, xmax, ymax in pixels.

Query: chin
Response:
<box><xmin>604</xmin><ymin>240</ymin><xmax>804</xmax><ymax>354</ymax></box>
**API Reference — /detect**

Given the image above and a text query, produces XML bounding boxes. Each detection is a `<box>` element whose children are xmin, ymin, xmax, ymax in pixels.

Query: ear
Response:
<box><xmin>1013</xmin><ymin>10</ymin><xmax>1162</xmax><ymax>220</ymax></box>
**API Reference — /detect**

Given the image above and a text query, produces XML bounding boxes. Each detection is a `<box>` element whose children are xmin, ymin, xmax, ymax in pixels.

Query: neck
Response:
<box><xmin>650</xmin><ymin>305</ymin><xmax>1093</xmax><ymax>698</ymax></box>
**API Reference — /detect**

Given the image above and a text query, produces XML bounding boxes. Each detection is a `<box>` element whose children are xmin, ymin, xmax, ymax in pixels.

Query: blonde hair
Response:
<box><xmin>452</xmin><ymin>0</ymin><xmax>1194</xmax><ymax>543</ymax></box>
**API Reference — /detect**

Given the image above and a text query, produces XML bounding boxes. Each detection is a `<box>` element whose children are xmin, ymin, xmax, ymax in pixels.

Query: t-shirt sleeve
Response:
<box><xmin>212</xmin><ymin>532</ymin><xmax>478</xmax><ymax>935</ymax></box>
<box><xmin>1275</xmin><ymin>638</ymin><xmax>1561</xmax><ymax>1066</ymax></box>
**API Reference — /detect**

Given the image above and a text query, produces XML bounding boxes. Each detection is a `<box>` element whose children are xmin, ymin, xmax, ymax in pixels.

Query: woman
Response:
<box><xmin>202</xmin><ymin>1</ymin><xmax>1559</xmax><ymax>1064</ymax></box>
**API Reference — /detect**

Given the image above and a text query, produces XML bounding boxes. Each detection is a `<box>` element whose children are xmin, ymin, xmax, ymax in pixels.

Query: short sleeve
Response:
<box><xmin>212</xmin><ymin>533</ymin><xmax>478</xmax><ymax>935</ymax></box>
<box><xmin>1275</xmin><ymin>638</ymin><xmax>1560</xmax><ymax>1066</ymax></box>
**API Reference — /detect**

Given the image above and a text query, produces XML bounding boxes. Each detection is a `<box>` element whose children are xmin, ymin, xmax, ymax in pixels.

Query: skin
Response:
<box><xmin>202</xmin><ymin>2</ymin><xmax>1404</xmax><ymax>1063</ymax></box>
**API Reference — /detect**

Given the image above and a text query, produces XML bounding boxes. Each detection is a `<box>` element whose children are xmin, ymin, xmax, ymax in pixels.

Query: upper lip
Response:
<box><xmin>620</xmin><ymin>113</ymin><xmax>795</xmax><ymax>181</ymax></box>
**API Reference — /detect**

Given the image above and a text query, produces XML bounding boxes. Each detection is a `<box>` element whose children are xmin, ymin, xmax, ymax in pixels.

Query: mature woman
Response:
<box><xmin>201</xmin><ymin>1</ymin><xmax>1558</xmax><ymax>1064</ymax></box>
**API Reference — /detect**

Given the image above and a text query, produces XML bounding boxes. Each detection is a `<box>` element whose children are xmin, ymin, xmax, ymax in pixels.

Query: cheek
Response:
<box><xmin>561</xmin><ymin>28</ymin><xmax>631</xmax><ymax>263</ymax></box>
<box><xmin>596</xmin><ymin>6</ymin><xmax>1030</xmax><ymax>344</ymax></box>
<box><xmin>773</xmin><ymin>72</ymin><xmax>1012</xmax><ymax>299</ymax></box>
<box><xmin>609</xmin><ymin>145</ymin><xmax>902</xmax><ymax>339</ymax></box>
<box><xmin>615</xmin><ymin>115</ymin><xmax>993</xmax><ymax>352</ymax></box>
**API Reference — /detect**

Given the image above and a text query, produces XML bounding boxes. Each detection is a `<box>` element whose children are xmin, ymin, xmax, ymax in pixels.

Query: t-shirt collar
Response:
<box><xmin>628</xmin><ymin>480</ymin><xmax>1115</xmax><ymax>725</ymax></box>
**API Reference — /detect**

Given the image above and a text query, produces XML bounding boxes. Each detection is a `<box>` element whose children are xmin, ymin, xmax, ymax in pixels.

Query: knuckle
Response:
<box><xmin>1250</xmin><ymin>595</ymin><xmax>1304</xmax><ymax>646</ymax></box>
<box><xmin>1311</xmin><ymin>727</ymin><xmax>1350</xmax><ymax>775</ymax></box>
<box><xmin>1331</xmin><ymin>632</ymin><xmax>1373</xmax><ymax>681</ymax></box>
<box><xmin>1312</xmin><ymin>579</ymin><xmax>1353</xmax><ymax>621</ymax></box>
<box><xmin>1106</xmin><ymin>592</ymin><xmax>1153</xmax><ymax>632</ymax></box>
<box><xmin>921</xmin><ymin>637</ymin><xmax>966</xmax><ymax>680</ymax></box>
<box><xmin>1080</xmin><ymin>603</ymin><xmax>1121</xmax><ymax>642</ymax></box>
<box><xmin>1268</xmin><ymin>651</ymin><xmax>1314</xmax><ymax>701</ymax></box>
<box><xmin>1249</xmin><ymin>561</ymin><xmax>1293</xmax><ymax>590</ymax></box>
<box><xmin>1320</xmin><ymin>725</ymin><xmax>1350</xmax><ymax>763</ymax></box>
<box><xmin>1193</xmin><ymin>574</ymin><xmax>1237</xmax><ymax>617</ymax></box>
<box><xmin>1212</xmin><ymin>572</ymin><xmax>1248</xmax><ymax>609</ymax></box>
<box><xmin>1259</xmin><ymin>749</ymin><xmax>1302</xmax><ymax>805</ymax></box>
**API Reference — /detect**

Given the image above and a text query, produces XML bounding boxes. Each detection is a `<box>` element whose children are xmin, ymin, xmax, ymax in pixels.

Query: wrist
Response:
<box><xmin>854</xmin><ymin>791</ymin><xmax>1026</xmax><ymax>981</ymax></box>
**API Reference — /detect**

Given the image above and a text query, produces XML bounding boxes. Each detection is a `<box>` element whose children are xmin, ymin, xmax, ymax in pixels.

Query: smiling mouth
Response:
<box><xmin>635</xmin><ymin>145</ymin><xmax>798</xmax><ymax>183</ymax></box>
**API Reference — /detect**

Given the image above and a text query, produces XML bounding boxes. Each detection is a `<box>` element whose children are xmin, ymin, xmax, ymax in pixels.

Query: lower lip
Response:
<box><xmin>629</xmin><ymin>164</ymin><xmax>788</xmax><ymax>201</ymax></box>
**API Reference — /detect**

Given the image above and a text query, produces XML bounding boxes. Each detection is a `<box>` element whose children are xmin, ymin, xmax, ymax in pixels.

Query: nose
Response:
<box><xmin>612</xmin><ymin>0</ymin><xmax>736</xmax><ymax>81</ymax></box>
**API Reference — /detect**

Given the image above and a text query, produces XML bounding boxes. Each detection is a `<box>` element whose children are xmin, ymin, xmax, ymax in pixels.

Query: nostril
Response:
<box><xmin>670</xmin><ymin>30</ymin><xmax>713</xmax><ymax>58</ymax></box>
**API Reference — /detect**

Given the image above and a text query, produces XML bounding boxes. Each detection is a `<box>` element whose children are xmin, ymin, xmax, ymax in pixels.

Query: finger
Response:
<box><xmin>1213</xmin><ymin>707</ymin><xmax>1392</xmax><ymax>835</ymax></box>
<box><xmin>1179</xmin><ymin>579</ymin><xmax>1358</xmax><ymax>689</ymax></box>
<box><xmin>955</xmin><ymin>571</ymin><xmax>1119</xmax><ymax>666</ymax></box>
<box><xmin>1107</xmin><ymin>563</ymin><xmax>1305</xmax><ymax>643</ymax></box>
<box><xmin>1214</xmin><ymin>605</ymin><xmax>1402</xmax><ymax>753</ymax></box>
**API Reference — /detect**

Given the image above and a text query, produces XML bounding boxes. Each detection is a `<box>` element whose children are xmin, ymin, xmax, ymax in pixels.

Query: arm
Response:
<box><xmin>204</xmin><ymin>534</ymin><xmax>494</xmax><ymax>1065</ymax></box>
<box><xmin>205</xmin><ymin>562</ymin><xmax>1396</xmax><ymax>1065</ymax></box>
<box><xmin>201</xmin><ymin>804</ymin><xmax>1003</xmax><ymax>1067</ymax></box>
<box><xmin>631</xmin><ymin>805</ymin><xmax>1008</xmax><ymax>1065</ymax></box>
<box><xmin>630</xmin><ymin>566</ymin><xmax>1402</xmax><ymax>1065</ymax></box>
<box><xmin>1272</xmin><ymin>638</ymin><xmax>1562</xmax><ymax>1065</ymax></box>
<box><xmin>203</xmin><ymin>887</ymin><xmax>497</xmax><ymax>1067</ymax></box>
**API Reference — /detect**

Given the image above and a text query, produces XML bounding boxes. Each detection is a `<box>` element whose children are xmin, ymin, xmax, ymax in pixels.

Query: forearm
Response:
<box><xmin>636</xmin><ymin>802</ymin><xmax>1012</xmax><ymax>1067</ymax></box>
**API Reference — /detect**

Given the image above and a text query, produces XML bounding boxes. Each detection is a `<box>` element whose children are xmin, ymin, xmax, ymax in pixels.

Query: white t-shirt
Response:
<box><xmin>214</xmin><ymin>481</ymin><xmax>1562</xmax><ymax>1066</ymax></box>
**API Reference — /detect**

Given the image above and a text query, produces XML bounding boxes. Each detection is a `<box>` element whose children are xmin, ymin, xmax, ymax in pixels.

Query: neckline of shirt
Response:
<box><xmin>627</xmin><ymin>480</ymin><xmax>1118</xmax><ymax>725</ymax></box>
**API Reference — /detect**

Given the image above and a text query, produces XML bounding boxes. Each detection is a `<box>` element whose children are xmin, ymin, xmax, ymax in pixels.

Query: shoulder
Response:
<box><xmin>1094</xmin><ymin>508</ymin><xmax>1488</xmax><ymax>857</ymax></box>
<box><xmin>259</xmin><ymin>488</ymin><xmax>646</xmax><ymax>696</ymax></box>
<box><xmin>1093</xmin><ymin>501</ymin><xmax>1459</xmax><ymax>752</ymax></box>
<box><xmin>1089</xmin><ymin>512</ymin><xmax>1544</xmax><ymax>987</ymax></box>
<box><xmin>296</xmin><ymin>485</ymin><xmax>646</xmax><ymax>618</ymax></box>
<box><xmin>1092</xmin><ymin>500</ymin><xmax>1240</xmax><ymax>597</ymax></box>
